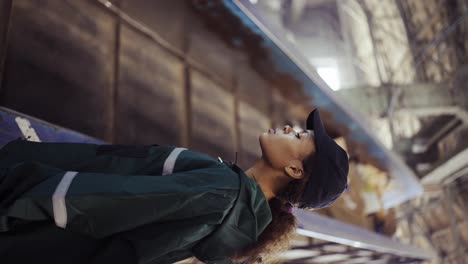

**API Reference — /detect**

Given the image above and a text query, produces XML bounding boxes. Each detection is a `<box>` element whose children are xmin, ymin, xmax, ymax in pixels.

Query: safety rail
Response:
<box><xmin>293</xmin><ymin>209</ymin><xmax>436</xmax><ymax>263</ymax></box>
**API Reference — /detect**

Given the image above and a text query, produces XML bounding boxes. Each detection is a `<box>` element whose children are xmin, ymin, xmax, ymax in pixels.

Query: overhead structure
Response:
<box><xmin>226</xmin><ymin>0</ymin><xmax>423</xmax><ymax>211</ymax></box>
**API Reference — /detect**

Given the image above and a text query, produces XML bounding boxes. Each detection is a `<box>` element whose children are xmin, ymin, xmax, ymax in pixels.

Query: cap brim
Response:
<box><xmin>300</xmin><ymin>109</ymin><xmax>349</xmax><ymax>209</ymax></box>
<box><xmin>306</xmin><ymin>109</ymin><xmax>327</xmax><ymax>142</ymax></box>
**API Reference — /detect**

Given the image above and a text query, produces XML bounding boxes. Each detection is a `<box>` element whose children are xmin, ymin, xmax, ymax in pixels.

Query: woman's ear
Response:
<box><xmin>284</xmin><ymin>160</ymin><xmax>304</xmax><ymax>180</ymax></box>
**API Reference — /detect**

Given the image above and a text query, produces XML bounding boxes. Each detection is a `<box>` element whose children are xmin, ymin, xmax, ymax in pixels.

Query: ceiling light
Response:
<box><xmin>317</xmin><ymin>67</ymin><xmax>341</xmax><ymax>91</ymax></box>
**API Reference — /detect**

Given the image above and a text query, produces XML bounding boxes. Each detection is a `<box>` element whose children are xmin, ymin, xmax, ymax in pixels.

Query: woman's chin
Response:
<box><xmin>259</xmin><ymin>133</ymin><xmax>269</xmax><ymax>144</ymax></box>
<box><xmin>258</xmin><ymin>135</ymin><xmax>267</xmax><ymax>150</ymax></box>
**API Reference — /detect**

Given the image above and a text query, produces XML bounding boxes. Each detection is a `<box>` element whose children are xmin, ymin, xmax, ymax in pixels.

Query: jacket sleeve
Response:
<box><xmin>0</xmin><ymin>140</ymin><xmax>172</xmax><ymax>175</ymax></box>
<box><xmin>3</xmin><ymin>161</ymin><xmax>239</xmax><ymax>238</ymax></box>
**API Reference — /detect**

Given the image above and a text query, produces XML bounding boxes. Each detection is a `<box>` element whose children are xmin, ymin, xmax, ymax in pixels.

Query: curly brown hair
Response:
<box><xmin>231</xmin><ymin>163</ymin><xmax>313</xmax><ymax>263</ymax></box>
<box><xmin>232</xmin><ymin>152</ymin><xmax>316</xmax><ymax>263</ymax></box>
<box><xmin>231</xmin><ymin>198</ymin><xmax>297</xmax><ymax>263</ymax></box>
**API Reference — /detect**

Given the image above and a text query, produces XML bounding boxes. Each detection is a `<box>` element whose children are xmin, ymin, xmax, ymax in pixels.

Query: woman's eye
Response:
<box><xmin>295</xmin><ymin>132</ymin><xmax>300</xmax><ymax>139</ymax></box>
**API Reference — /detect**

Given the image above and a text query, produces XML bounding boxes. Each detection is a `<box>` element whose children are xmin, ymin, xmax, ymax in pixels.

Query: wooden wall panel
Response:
<box><xmin>120</xmin><ymin>0</ymin><xmax>186</xmax><ymax>51</ymax></box>
<box><xmin>0</xmin><ymin>0</ymin><xmax>12</xmax><ymax>88</ymax></box>
<box><xmin>238</xmin><ymin>101</ymin><xmax>271</xmax><ymax>169</ymax></box>
<box><xmin>1</xmin><ymin>0</ymin><xmax>116</xmax><ymax>140</ymax></box>
<box><xmin>187</xmin><ymin>13</ymin><xmax>234</xmax><ymax>86</ymax></box>
<box><xmin>271</xmin><ymin>89</ymin><xmax>293</xmax><ymax>127</ymax></box>
<box><xmin>0</xmin><ymin>0</ymin><xmax>10</xmax><ymax>48</ymax></box>
<box><xmin>117</xmin><ymin>26</ymin><xmax>184</xmax><ymax>145</ymax></box>
<box><xmin>237</xmin><ymin>61</ymin><xmax>272</xmax><ymax>115</ymax></box>
<box><xmin>0</xmin><ymin>0</ymin><xmax>280</xmax><ymax>156</ymax></box>
<box><xmin>190</xmin><ymin>70</ymin><xmax>236</xmax><ymax>160</ymax></box>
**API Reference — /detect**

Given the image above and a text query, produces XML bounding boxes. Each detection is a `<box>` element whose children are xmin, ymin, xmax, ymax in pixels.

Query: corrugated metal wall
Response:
<box><xmin>0</xmin><ymin>0</ymin><xmax>297</xmax><ymax>169</ymax></box>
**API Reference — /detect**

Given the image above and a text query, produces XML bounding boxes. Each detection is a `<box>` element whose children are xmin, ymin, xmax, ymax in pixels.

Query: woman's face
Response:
<box><xmin>259</xmin><ymin>125</ymin><xmax>316</xmax><ymax>170</ymax></box>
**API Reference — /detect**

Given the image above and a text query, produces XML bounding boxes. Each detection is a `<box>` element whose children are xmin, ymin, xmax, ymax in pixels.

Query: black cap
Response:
<box><xmin>298</xmin><ymin>109</ymin><xmax>349</xmax><ymax>209</ymax></box>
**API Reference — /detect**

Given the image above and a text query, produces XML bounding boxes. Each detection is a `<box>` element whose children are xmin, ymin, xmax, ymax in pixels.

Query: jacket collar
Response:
<box><xmin>192</xmin><ymin>163</ymin><xmax>272</xmax><ymax>262</ymax></box>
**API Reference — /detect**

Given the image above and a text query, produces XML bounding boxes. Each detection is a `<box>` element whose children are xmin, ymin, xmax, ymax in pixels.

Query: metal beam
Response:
<box><xmin>290</xmin><ymin>242</ymin><xmax>335</xmax><ymax>251</ymax></box>
<box><xmin>294</xmin><ymin>209</ymin><xmax>436</xmax><ymax>261</ymax></box>
<box><xmin>396</xmin><ymin>106</ymin><xmax>468</xmax><ymax>124</ymax></box>
<box><xmin>421</xmin><ymin>147</ymin><xmax>468</xmax><ymax>184</ymax></box>
<box><xmin>285</xmin><ymin>247</ymin><xmax>381</xmax><ymax>264</ymax></box>
<box><xmin>412</xmin><ymin>117</ymin><xmax>462</xmax><ymax>154</ymax></box>
<box><xmin>336</xmin><ymin>83</ymin><xmax>455</xmax><ymax>118</ymax></box>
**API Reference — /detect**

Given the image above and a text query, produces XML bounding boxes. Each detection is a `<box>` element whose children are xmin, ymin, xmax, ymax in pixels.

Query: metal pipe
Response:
<box><xmin>294</xmin><ymin>209</ymin><xmax>436</xmax><ymax>260</ymax></box>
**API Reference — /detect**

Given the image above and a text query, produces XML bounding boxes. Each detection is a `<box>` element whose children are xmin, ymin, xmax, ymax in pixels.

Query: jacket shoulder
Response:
<box><xmin>193</xmin><ymin>167</ymin><xmax>272</xmax><ymax>262</ymax></box>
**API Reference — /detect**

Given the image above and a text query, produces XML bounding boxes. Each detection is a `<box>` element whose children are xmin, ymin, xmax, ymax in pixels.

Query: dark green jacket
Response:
<box><xmin>0</xmin><ymin>140</ymin><xmax>272</xmax><ymax>264</ymax></box>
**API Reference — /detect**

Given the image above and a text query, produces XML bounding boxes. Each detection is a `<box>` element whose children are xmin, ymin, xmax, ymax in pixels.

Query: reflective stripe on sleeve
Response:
<box><xmin>52</xmin><ymin>171</ymin><xmax>78</xmax><ymax>228</ymax></box>
<box><xmin>162</xmin><ymin>147</ymin><xmax>186</xmax><ymax>175</ymax></box>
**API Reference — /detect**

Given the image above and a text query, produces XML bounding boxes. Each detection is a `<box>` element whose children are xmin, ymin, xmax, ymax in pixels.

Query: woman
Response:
<box><xmin>0</xmin><ymin>109</ymin><xmax>348</xmax><ymax>263</ymax></box>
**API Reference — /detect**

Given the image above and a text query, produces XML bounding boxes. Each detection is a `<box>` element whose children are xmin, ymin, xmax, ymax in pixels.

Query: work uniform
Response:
<box><xmin>0</xmin><ymin>140</ymin><xmax>272</xmax><ymax>264</ymax></box>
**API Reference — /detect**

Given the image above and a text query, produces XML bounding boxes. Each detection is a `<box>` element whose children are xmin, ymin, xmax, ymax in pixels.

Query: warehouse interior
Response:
<box><xmin>1</xmin><ymin>0</ymin><xmax>468</xmax><ymax>263</ymax></box>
